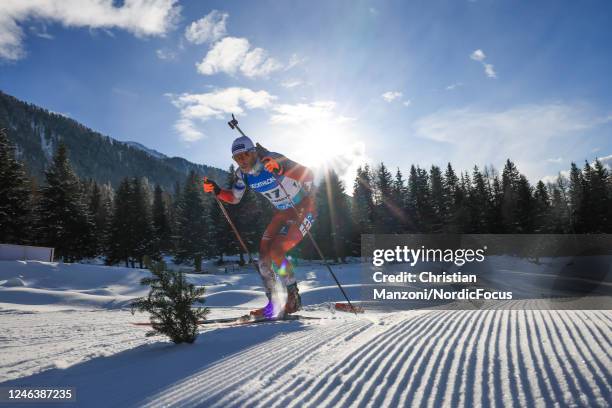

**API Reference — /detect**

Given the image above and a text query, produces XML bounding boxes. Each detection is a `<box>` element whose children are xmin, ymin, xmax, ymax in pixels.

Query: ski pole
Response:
<box><xmin>227</xmin><ymin>115</ymin><xmax>360</xmax><ymax>316</ymax></box>
<box><xmin>272</xmin><ymin>176</ymin><xmax>360</xmax><ymax>316</ymax></box>
<box><xmin>208</xmin><ymin>181</ymin><xmax>257</xmax><ymax>268</ymax></box>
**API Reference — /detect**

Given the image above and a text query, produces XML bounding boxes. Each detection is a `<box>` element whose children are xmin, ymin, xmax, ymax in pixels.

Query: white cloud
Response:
<box><xmin>196</xmin><ymin>37</ymin><xmax>249</xmax><ymax>75</ymax></box>
<box><xmin>542</xmin><ymin>154</ymin><xmax>612</xmax><ymax>184</ymax></box>
<box><xmin>156</xmin><ymin>48</ymin><xmax>176</xmax><ymax>60</ymax></box>
<box><xmin>285</xmin><ymin>53</ymin><xmax>306</xmax><ymax>70</ymax></box>
<box><xmin>281</xmin><ymin>79</ymin><xmax>303</xmax><ymax>89</ymax></box>
<box><xmin>196</xmin><ymin>36</ymin><xmax>282</xmax><ymax>78</ymax></box>
<box><xmin>470</xmin><ymin>49</ymin><xmax>497</xmax><ymax>79</ymax></box>
<box><xmin>184</xmin><ymin>10</ymin><xmax>228</xmax><ymax>45</ymax></box>
<box><xmin>484</xmin><ymin>63</ymin><xmax>497</xmax><ymax>78</ymax></box>
<box><xmin>413</xmin><ymin>103</ymin><xmax>607</xmax><ymax>181</ymax></box>
<box><xmin>446</xmin><ymin>82</ymin><xmax>463</xmax><ymax>91</ymax></box>
<box><xmin>470</xmin><ymin>49</ymin><xmax>486</xmax><ymax>61</ymax></box>
<box><xmin>270</xmin><ymin>101</ymin><xmax>353</xmax><ymax>125</ymax></box>
<box><xmin>0</xmin><ymin>0</ymin><xmax>181</xmax><ymax>61</ymax></box>
<box><xmin>598</xmin><ymin>155</ymin><xmax>612</xmax><ymax>169</ymax></box>
<box><xmin>174</xmin><ymin>118</ymin><xmax>204</xmax><ymax>142</ymax></box>
<box><xmin>547</xmin><ymin>157</ymin><xmax>563</xmax><ymax>163</ymax></box>
<box><xmin>241</xmin><ymin>47</ymin><xmax>283</xmax><ymax>77</ymax></box>
<box><xmin>403</xmin><ymin>100</ymin><xmax>412</xmax><ymax>107</ymax></box>
<box><xmin>169</xmin><ymin>87</ymin><xmax>276</xmax><ymax>141</ymax></box>
<box><xmin>382</xmin><ymin>91</ymin><xmax>403</xmax><ymax>102</ymax></box>
<box><xmin>29</xmin><ymin>24</ymin><xmax>53</xmax><ymax>40</ymax></box>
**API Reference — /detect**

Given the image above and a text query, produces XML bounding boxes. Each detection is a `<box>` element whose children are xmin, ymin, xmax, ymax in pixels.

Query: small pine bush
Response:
<box><xmin>131</xmin><ymin>261</ymin><xmax>208</xmax><ymax>343</ymax></box>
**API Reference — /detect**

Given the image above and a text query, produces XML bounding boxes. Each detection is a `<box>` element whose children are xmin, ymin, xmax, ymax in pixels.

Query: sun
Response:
<box><xmin>292</xmin><ymin>121</ymin><xmax>352</xmax><ymax>168</ymax></box>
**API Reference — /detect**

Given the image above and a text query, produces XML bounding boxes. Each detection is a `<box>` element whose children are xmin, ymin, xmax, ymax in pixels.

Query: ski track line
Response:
<box><xmin>261</xmin><ymin>311</ymin><xmax>438</xmax><ymax>408</ymax></box>
<box><xmin>581</xmin><ymin>311</ymin><xmax>612</xmax><ymax>359</ymax></box>
<box><xmin>547</xmin><ymin>312</ymin><xmax>610</xmax><ymax>405</ymax></box>
<box><xmin>307</xmin><ymin>311</ymin><xmax>448</xmax><ymax>408</ymax></box>
<box><xmin>383</xmin><ymin>311</ymin><xmax>478</xmax><ymax>406</ymax></box>
<box><xmin>142</xmin><ymin>323</ymin><xmax>344</xmax><ymax>407</ymax></box>
<box><xmin>413</xmin><ymin>311</ymin><xmax>473</xmax><ymax>407</ymax></box>
<box><xmin>246</xmin><ymin>314</ymin><xmax>402</xmax><ymax>408</ymax></box>
<box><xmin>266</xmin><ymin>311</ymin><xmax>440</xmax><ymax>408</ymax></box>
<box><xmin>574</xmin><ymin>311</ymin><xmax>612</xmax><ymax>362</ymax></box>
<box><xmin>2</xmin><ymin>308</ymin><xmax>610</xmax><ymax>407</ymax></box>
<box><xmin>525</xmin><ymin>310</ymin><xmax>566</xmax><ymax>405</ymax></box>
<box><xmin>365</xmin><ymin>311</ymin><xmax>468</xmax><ymax>408</ymax></box>
<box><xmin>457</xmin><ymin>308</ymin><xmax>490</xmax><ymax>407</ymax></box>
<box><xmin>410</xmin><ymin>310</ymin><xmax>474</xmax><ymax>408</ymax></box>
<box><xmin>546</xmin><ymin>310</ymin><xmax>610</xmax><ymax>406</ymax></box>
<box><xmin>208</xmin><ymin>321</ymin><xmax>368</xmax><ymax>408</ymax></box>
<box><xmin>138</xmin><ymin>319</ymin><xmax>370</xmax><ymax>408</ymax></box>
<box><xmin>447</xmin><ymin>310</ymin><xmax>489</xmax><ymax>407</ymax></box>
<box><xmin>332</xmin><ymin>311</ymin><xmax>453</xmax><ymax>408</ymax></box>
<box><xmin>519</xmin><ymin>310</ymin><xmax>554</xmax><ymax>407</ymax></box>
<box><xmin>507</xmin><ymin>310</ymin><xmax>536</xmax><ymax>408</ymax></box>
<box><xmin>500</xmin><ymin>311</ymin><xmax>524</xmax><ymax>408</ymax></box>
<box><xmin>475</xmin><ymin>310</ymin><xmax>495</xmax><ymax>408</ymax></box>
<box><xmin>319</xmin><ymin>312</ymin><xmax>447</xmax><ymax>408</ymax></box>
<box><xmin>353</xmin><ymin>311</ymin><xmax>448</xmax><ymax>408</ymax></box>
<box><xmin>535</xmin><ymin>310</ymin><xmax>586</xmax><ymax>405</ymax></box>
<box><xmin>138</xmin><ymin>323</ymin><xmax>339</xmax><ymax>407</ymax></box>
<box><xmin>263</xmin><ymin>312</ymin><xmax>432</xmax><ymax>408</ymax></box>
<box><xmin>393</xmin><ymin>311</ymin><xmax>462</xmax><ymax>407</ymax></box>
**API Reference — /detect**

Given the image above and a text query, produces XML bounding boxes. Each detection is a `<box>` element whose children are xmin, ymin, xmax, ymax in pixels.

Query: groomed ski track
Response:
<box><xmin>2</xmin><ymin>309</ymin><xmax>610</xmax><ymax>407</ymax></box>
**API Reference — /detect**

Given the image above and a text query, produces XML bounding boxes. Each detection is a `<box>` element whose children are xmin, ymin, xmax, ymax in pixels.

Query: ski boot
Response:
<box><xmin>284</xmin><ymin>283</ymin><xmax>302</xmax><ymax>314</ymax></box>
<box><xmin>250</xmin><ymin>290</ymin><xmax>280</xmax><ymax>319</ymax></box>
<box><xmin>250</xmin><ymin>300</ymin><xmax>276</xmax><ymax>319</ymax></box>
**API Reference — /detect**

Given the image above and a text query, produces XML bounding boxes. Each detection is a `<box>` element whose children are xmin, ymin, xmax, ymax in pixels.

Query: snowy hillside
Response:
<box><xmin>0</xmin><ymin>259</ymin><xmax>610</xmax><ymax>407</ymax></box>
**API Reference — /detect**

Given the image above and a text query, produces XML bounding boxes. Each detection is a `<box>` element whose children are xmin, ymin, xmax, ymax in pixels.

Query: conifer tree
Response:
<box><xmin>131</xmin><ymin>261</ymin><xmax>208</xmax><ymax>344</ymax></box>
<box><xmin>468</xmin><ymin>166</ymin><xmax>489</xmax><ymax>233</ymax></box>
<box><xmin>501</xmin><ymin>159</ymin><xmax>522</xmax><ymax>232</ymax></box>
<box><xmin>568</xmin><ymin>162</ymin><xmax>584</xmax><ymax>232</ymax></box>
<box><xmin>131</xmin><ymin>177</ymin><xmax>156</xmax><ymax>267</ymax></box>
<box><xmin>38</xmin><ymin>143</ymin><xmax>95</xmax><ymax>261</ymax></box>
<box><xmin>351</xmin><ymin>165</ymin><xmax>375</xmax><ymax>255</ymax></box>
<box><xmin>0</xmin><ymin>128</ymin><xmax>33</xmax><ymax>244</ymax></box>
<box><xmin>313</xmin><ymin>169</ymin><xmax>351</xmax><ymax>262</ymax></box>
<box><xmin>374</xmin><ymin>163</ymin><xmax>396</xmax><ymax>233</ymax></box>
<box><xmin>174</xmin><ymin>171</ymin><xmax>209</xmax><ymax>272</ymax></box>
<box><xmin>533</xmin><ymin>180</ymin><xmax>551</xmax><ymax>232</ymax></box>
<box><xmin>429</xmin><ymin>165</ymin><xmax>445</xmax><ymax>232</ymax></box>
<box><xmin>106</xmin><ymin>178</ymin><xmax>133</xmax><ymax>266</ymax></box>
<box><xmin>152</xmin><ymin>184</ymin><xmax>172</xmax><ymax>254</ymax></box>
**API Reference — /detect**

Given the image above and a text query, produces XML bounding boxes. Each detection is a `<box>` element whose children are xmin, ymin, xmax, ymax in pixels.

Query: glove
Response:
<box><xmin>203</xmin><ymin>177</ymin><xmax>220</xmax><ymax>195</ymax></box>
<box><xmin>262</xmin><ymin>156</ymin><xmax>283</xmax><ymax>175</ymax></box>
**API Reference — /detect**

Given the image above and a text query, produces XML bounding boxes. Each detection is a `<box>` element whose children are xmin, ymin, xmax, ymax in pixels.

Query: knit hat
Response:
<box><xmin>231</xmin><ymin>135</ymin><xmax>255</xmax><ymax>156</ymax></box>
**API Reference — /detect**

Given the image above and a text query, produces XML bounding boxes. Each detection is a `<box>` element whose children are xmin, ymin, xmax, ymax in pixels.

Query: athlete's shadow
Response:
<box><xmin>0</xmin><ymin>322</ymin><xmax>308</xmax><ymax>407</ymax></box>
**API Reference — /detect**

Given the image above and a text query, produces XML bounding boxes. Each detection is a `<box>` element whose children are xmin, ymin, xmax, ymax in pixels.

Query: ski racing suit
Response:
<box><xmin>216</xmin><ymin>146</ymin><xmax>316</xmax><ymax>298</ymax></box>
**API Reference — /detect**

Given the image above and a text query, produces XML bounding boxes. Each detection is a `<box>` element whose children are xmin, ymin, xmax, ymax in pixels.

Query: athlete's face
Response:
<box><xmin>233</xmin><ymin>150</ymin><xmax>257</xmax><ymax>172</ymax></box>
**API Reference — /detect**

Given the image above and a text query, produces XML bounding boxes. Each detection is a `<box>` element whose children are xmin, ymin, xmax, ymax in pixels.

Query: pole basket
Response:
<box><xmin>335</xmin><ymin>302</ymin><xmax>365</xmax><ymax>314</ymax></box>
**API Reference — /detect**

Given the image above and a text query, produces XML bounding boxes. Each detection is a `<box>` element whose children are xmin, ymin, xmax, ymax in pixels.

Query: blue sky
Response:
<box><xmin>1</xmin><ymin>0</ymin><xmax>611</xmax><ymax>188</ymax></box>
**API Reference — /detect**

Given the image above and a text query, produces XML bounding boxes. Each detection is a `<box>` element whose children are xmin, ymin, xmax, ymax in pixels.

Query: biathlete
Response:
<box><xmin>203</xmin><ymin>135</ymin><xmax>315</xmax><ymax>318</ymax></box>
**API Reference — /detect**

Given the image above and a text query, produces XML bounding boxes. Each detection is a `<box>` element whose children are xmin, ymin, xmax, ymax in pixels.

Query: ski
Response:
<box><xmin>334</xmin><ymin>302</ymin><xmax>365</xmax><ymax>314</ymax></box>
<box><xmin>132</xmin><ymin>314</ymin><xmax>321</xmax><ymax>328</ymax></box>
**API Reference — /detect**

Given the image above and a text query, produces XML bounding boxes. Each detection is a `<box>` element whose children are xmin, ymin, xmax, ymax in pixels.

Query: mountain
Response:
<box><xmin>0</xmin><ymin>90</ymin><xmax>227</xmax><ymax>191</ymax></box>
<box><xmin>123</xmin><ymin>141</ymin><xmax>167</xmax><ymax>160</ymax></box>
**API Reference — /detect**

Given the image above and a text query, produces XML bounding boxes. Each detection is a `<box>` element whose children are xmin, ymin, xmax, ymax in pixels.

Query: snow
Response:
<box><xmin>0</xmin><ymin>258</ymin><xmax>610</xmax><ymax>407</ymax></box>
<box><xmin>124</xmin><ymin>141</ymin><xmax>168</xmax><ymax>160</ymax></box>
<box><xmin>39</xmin><ymin>127</ymin><xmax>54</xmax><ymax>161</ymax></box>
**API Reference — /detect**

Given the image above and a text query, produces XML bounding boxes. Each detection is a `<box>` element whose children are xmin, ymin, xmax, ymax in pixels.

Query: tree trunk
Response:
<box><xmin>194</xmin><ymin>254</ymin><xmax>202</xmax><ymax>272</ymax></box>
